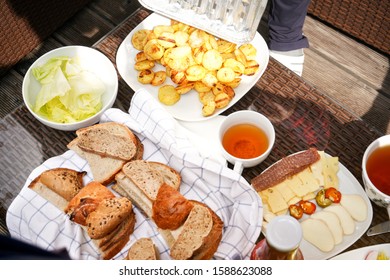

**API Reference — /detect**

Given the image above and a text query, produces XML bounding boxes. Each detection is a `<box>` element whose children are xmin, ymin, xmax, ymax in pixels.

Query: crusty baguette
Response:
<box><xmin>28</xmin><ymin>168</ymin><xmax>86</xmax><ymax>210</ymax></box>
<box><xmin>126</xmin><ymin>238</ymin><xmax>158</xmax><ymax>260</ymax></box>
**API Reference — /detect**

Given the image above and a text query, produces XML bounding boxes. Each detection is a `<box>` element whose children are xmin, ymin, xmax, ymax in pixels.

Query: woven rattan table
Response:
<box><xmin>0</xmin><ymin>7</ymin><xmax>388</xmax><ymax>257</ymax></box>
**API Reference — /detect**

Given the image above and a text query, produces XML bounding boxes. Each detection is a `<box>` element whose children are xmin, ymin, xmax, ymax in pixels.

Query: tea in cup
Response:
<box><xmin>362</xmin><ymin>134</ymin><xmax>390</xmax><ymax>215</ymax></box>
<box><xmin>219</xmin><ymin>110</ymin><xmax>275</xmax><ymax>174</ymax></box>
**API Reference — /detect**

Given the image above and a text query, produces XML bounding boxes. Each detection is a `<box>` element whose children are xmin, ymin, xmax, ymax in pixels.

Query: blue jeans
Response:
<box><xmin>268</xmin><ymin>0</ymin><xmax>311</xmax><ymax>51</ymax></box>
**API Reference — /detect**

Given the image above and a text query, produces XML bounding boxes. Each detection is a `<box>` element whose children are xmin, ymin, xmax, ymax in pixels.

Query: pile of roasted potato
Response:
<box><xmin>131</xmin><ymin>20</ymin><xmax>259</xmax><ymax>117</ymax></box>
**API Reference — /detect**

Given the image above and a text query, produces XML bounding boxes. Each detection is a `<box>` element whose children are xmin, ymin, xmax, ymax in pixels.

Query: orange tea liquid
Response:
<box><xmin>222</xmin><ymin>124</ymin><xmax>268</xmax><ymax>159</ymax></box>
<box><xmin>366</xmin><ymin>145</ymin><xmax>390</xmax><ymax>196</ymax></box>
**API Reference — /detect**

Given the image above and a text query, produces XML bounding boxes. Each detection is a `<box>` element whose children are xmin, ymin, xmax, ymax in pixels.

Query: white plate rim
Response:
<box><xmin>116</xmin><ymin>12</ymin><xmax>269</xmax><ymax>122</ymax></box>
<box><xmin>330</xmin><ymin>243</ymin><xmax>390</xmax><ymax>260</ymax></box>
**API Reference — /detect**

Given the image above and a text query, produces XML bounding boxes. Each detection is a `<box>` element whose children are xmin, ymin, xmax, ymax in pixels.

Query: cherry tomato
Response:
<box><xmin>298</xmin><ymin>200</ymin><xmax>317</xmax><ymax>214</ymax></box>
<box><xmin>315</xmin><ymin>189</ymin><xmax>332</xmax><ymax>208</ymax></box>
<box><xmin>325</xmin><ymin>187</ymin><xmax>342</xmax><ymax>203</ymax></box>
<box><xmin>289</xmin><ymin>204</ymin><xmax>304</xmax><ymax>219</ymax></box>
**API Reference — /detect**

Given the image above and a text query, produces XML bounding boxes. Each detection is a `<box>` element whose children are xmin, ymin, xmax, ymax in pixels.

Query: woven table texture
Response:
<box><xmin>0</xmin><ymin>0</ymin><xmax>92</xmax><ymax>76</ymax></box>
<box><xmin>308</xmin><ymin>0</ymin><xmax>390</xmax><ymax>54</ymax></box>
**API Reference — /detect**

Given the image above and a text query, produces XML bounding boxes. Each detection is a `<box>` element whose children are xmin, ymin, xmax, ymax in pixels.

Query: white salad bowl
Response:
<box><xmin>22</xmin><ymin>45</ymin><xmax>118</xmax><ymax>131</ymax></box>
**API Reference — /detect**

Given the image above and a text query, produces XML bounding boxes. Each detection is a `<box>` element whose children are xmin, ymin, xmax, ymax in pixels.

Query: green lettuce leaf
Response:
<box><xmin>32</xmin><ymin>56</ymin><xmax>105</xmax><ymax>123</ymax></box>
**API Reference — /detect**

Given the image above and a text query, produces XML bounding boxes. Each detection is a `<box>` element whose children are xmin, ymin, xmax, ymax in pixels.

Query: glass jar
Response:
<box><xmin>250</xmin><ymin>215</ymin><xmax>304</xmax><ymax>260</ymax></box>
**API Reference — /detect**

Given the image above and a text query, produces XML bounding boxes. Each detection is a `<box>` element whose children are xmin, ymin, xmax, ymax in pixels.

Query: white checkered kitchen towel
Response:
<box><xmin>6</xmin><ymin>88</ymin><xmax>263</xmax><ymax>260</ymax></box>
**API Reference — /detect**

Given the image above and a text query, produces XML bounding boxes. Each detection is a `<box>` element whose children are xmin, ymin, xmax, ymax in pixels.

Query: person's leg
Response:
<box><xmin>268</xmin><ymin>0</ymin><xmax>311</xmax><ymax>76</ymax></box>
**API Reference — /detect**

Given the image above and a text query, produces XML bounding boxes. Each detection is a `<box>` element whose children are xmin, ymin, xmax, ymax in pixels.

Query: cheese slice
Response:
<box><xmin>310</xmin><ymin>151</ymin><xmax>325</xmax><ymax>186</ymax></box>
<box><xmin>296</xmin><ymin>167</ymin><xmax>321</xmax><ymax>193</ymax></box>
<box><xmin>301</xmin><ymin>218</ymin><xmax>335</xmax><ymax>252</ymax></box>
<box><xmin>323</xmin><ymin>156</ymin><xmax>339</xmax><ymax>189</ymax></box>
<box><xmin>261</xmin><ymin>188</ymin><xmax>288</xmax><ymax>213</ymax></box>
<box><xmin>324</xmin><ymin>205</ymin><xmax>355</xmax><ymax>235</ymax></box>
<box><xmin>273</xmin><ymin>180</ymin><xmax>295</xmax><ymax>202</ymax></box>
<box><xmin>286</xmin><ymin>175</ymin><xmax>308</xmax><ymax>197</ymax></box>
<box><xmin>340</xmin><ymin>194</ymin><xmax>368</xmax><ymax>222</ymax></box>
<box><xmin>311</xmin><ymin>211</ymin><xmax>343</xmax><ymax>245</ymax></box>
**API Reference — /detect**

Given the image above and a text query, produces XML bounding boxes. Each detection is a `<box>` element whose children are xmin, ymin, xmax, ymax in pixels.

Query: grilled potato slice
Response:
<box><xmin>134</xmin><ymin>60</ymin><xmax>155</xmax><ymax>71</ymax></box>
<box><xmin>185</xmin><ymin>65</ymin><xmax>207</xmax><ymax>81</ymax></box>
<box><xmin>170</xmin><ymin>70</ymin><xmax>187</xmax><ymax>85</ymax></box>
<box><xmin>174</xmin><ymin>30</ymin><xmax>189</xmax><ymax>46</ymax></box>
<box><xmin>199</xmin><ymin>91</ymin><xmax>215</xmax><ymax>105</ymax></box>
<box><xmin>144</xmin><ymin>39</ymin><xmax>165</xmax><ymax>60</ymax></box>
<box><xmin>153</xmin><ymin>25</ymin><xmax>174</xmax><ymax>37</ymax></box>
<box><xmin>135</xmin><ymin>51</ymin><xmax>148</xmax><ymax>62</ymax></box>
<box><xmin>202</xmin><ymin>101</ymin><xmax>216</xmax><ymax>117</ymax></box>
<box><xmin>217</xmin><ymin>67</ymin><xmax>235</xmax><ymax>83</ymax></box>
<box><xmin>137</xmin><ymin>69</ymin><xmax>155</xmax><ymax>84</ymax></box>
<box><xmin>201</xmin><ymin>71</ymin><xmax>218</xmax><ymax>88</ymax></box>
<box><xmin>132</xmin><ymin>29</ymin><xmax>151</xmax><ymax>51</ymax></box>
<box><xmin>214</xmin><ymin>92</ymin><xmax>230</xmax><ymax>109</ymax></box>
<box><xmin>158</xmin><ymin>32</ymin><xmax>176</xmax><ymax>48</ymax></box>
<box><xmin>223</xmin><ymin>58</ymin><xmax>245</xmax><ymax>75</ymax></box>
<box><xmin>239</xmin><ymin>43</ymin><xmax>257</xmax><ymax>60</ymax></box>
<box><xmin>202</xmin><ymin>49</ymin><xmax>223</xmax><ymax>71</ymax></box>
<box><xmin>244</xmin><ymin>60</ymin><xmax>260</xmax><ymax>76</ymax></box>
<box><xmin>194</xmin><ymin>81</ymin><xmax>211</xmax><ymax>93</ymax></box>
<box><xmin>176</xmin><ymin>82</ymin><xmax>195</xmax><ymax>95</ymax></box>
<box><xmin>217</xmin><ymin>39</ymin><xmax>236</xmax><ymax>54</ymax></box>
<box><xmin>189</xmin><ymin>29</ymin><xmax>206</xmax><ymax>48</ymax></box>
<box><xmin>151</xmin><ymin>71</ymin><xmax>167</xmax><ymax>86</ymax></box>
<box><xmin>158</xmin><ymin>85</ymin><xmax>180</xmax><ymax>105</ymax></box>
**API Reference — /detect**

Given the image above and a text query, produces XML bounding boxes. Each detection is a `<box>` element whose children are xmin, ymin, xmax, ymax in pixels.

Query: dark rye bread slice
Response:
<box><xmin>251</xmin><ymin>148</ymin><xmax>321</xmax><ymax>192</ymax></box>
<box><xmin>28</xmin><ymin>168</ymin><xmax>87</xmax><ymax>211</ymax></box>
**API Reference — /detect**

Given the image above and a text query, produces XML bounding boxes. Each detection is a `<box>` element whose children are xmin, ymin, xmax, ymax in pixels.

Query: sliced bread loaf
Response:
<box><xmin>126</xmin><ymin>238</ymin><xmax>158</xmax><ymax>260</ymax></box>
<box><xmin>77</xmin><ymin>127</ymin><xmax>137</xmax><ymax>161</ymax></box>
<box><xmin>170</xmin><ymin>203</ymin><xmax>213</xmax><ymax>260</ymax></box>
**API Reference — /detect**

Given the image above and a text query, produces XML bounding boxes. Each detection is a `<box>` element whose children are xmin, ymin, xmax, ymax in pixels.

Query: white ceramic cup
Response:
<box><xmin>218</xmin><ymin>110</ymin><xmax>275</xmax><ymax>174</ymax></box>
<box><xmin>362</xmin><ymin>134</ymin><xmax>390</xmax><ymax>218</ymax></box>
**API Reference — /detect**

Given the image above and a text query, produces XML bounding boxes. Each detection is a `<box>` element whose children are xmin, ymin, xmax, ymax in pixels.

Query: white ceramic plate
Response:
<box><xmin>116</xmin><ymin>12</ymin><xmax>269</xmax><ymax>122</ymax></box>
<box><xmin>330</xmin><ymin>243</ymin><xmax>390</xmax><ymax>260</ymax></box>
<box><xmin>258</xmin><ymin>151</ymin><xmax>373</xmax><ymax>260</ymax></box>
